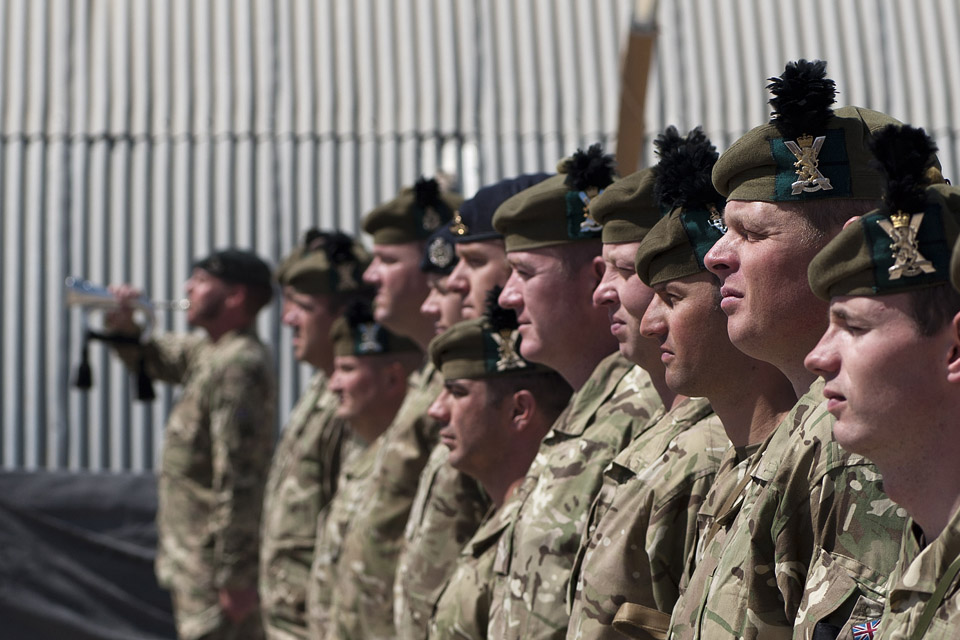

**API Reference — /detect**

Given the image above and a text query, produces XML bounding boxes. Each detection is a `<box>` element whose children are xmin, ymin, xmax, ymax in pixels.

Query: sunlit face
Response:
<box><xmin>639</xmin><ymin>272</ymin><xmax>741</xmax><ymax>396</ymax></box>
<box><xmin>427</xmin><ymin>378</ymin><xmax>513</xmax><ymax>479</ymax></box>
<box><xmin>498</xmin><ymin>248</ymin><xmax>600</xmax><ymax>368</ymax></box>
<box><xmin>704</xmin><ymin>201</ymin><xmax>829</xmax><ymax>362</ymax></box>
<box><xmin>420</xmin><ymin>273</ymin><xmax>463</xmax><ymax>337</ymax></box>
<box><xmin>329</xmin><ymin>355</ymin><xmax>387</xmax><ymax>423</ymax></box>
<box><xmin>362</xmin><ymin>243</ymin><xmax>430</xmax><ymax>336</ymax></box>
<box><xmin>184</xmin><ymin>268</ymin><xmax>231</xmax><ymax>327</ymax></box>
<box><xmin>447</xmin><ymin>240</ymin><xmax>512</xmax><ymax>319</ymax></box>
<box><xmin>280</xmin><ymin>290</ymin><xmax>339</xmax><ymax>367</ymax></box>
<box><xmin>593</xmin><ymin>242</ymin><xmax>659</xmax><ymax>370</ymax></box>
<box><xmin>804</xmin><ymin>294</ymin><xmax>952</xmax><ymax>462</ymax></box>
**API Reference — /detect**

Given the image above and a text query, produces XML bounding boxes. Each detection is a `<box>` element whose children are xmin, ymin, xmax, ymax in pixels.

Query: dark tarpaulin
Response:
<box><xmin>0</xmin><ymin>471</ymin><xmax>175</xmax><ymax>640</ymax></box>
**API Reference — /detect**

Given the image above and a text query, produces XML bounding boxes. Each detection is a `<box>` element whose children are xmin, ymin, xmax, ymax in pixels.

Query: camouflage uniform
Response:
<box><xmin>487</xmin><ymin>353</ymin><xmax>665</xmax><ymax>639</ymax></box>
<box><xmin>394</xmin><ymin>443</ymin><xmax>491</xmax><ymax>639</ymax></box>
<box><xmin>428</xmin><ymin>500</ymin><xmax>522</xmax><ymax>640</ymax></box>
<box><xmin>875</xmin><ymin>510</ymin><xmax>960</xmax><ymax>640</ymax></box>
<box><xmin>567</xmin><ymin>396</ymin><xmax>727</xmax><ymax>640</ymax></box>
<box><xmin>667</xmin><ymin>379</ymin><xmax>907</xmax><ymax>640</ymax></box>
<box><xmin>259</xmin><ymin>372</ymin><xmax>360</xmax><ymax>640</ymax></box>
<box><xmin>130</xmin><ymin>329</ymin><xmax>276</xmax><ymax>640</ymax></box>
<box><xmin>306</xmin><ymin>435</ymin><xmax>382</xmax><ymax>638</ymax></box>
<box><xmin>324</xmin><ymin>362</ymin><xmax>443</xmax><ymax>639</ymax></box>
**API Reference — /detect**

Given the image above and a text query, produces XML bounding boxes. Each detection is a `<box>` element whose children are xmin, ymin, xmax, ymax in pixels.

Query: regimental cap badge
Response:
<box><xmin>768</xmin><ymin>59</ymin><xmax>837</xmax><ymax>195</ymax></box>
<box><xmin>428</xmin><ymin>235</ymin><xmax>454</xmax><ymax>270</ymax></box>
<box><xmin>449</xmin><ymin>211</ymin><xmax>469</xmax><ymax>236</ymax></box>
<box><xmin>871</xmin><ymin>124</ymin><xmax>940</xmax><ymax>280</ymax></box>
<box><xmin>558</xmin><ymin>144</ymin><xmax>617</xmax><ymax>237</ymax></box>
<box><xmin>484</xmin><ymin>286</ymin><xmax>528</xmax><ymax>373</ymax></box>
<box><xmin>357</xmin><ymin>321</ymin><xmax>386</xmax><ymax>354</ymax></box>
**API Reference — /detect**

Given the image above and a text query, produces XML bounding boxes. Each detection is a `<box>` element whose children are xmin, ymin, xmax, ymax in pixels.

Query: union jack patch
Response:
<box><xmin>851</xmin><ymin>619</ymin><xmax>880</xmax><ymax>640</ymax></box>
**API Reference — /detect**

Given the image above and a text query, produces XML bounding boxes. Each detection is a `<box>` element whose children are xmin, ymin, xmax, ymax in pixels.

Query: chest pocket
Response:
<box><xmin>162</xmin><ymin>385</ymin><xmax>213</xmax><ymax>484</ymax></box>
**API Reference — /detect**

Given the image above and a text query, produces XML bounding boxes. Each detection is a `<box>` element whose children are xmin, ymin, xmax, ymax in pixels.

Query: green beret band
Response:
<box><xmin>635</xmin><ymin>206</ymin><xmax>725</xmax><ymax>286</ymax></box>
<box><xmin>589</xmin><ymin>168</ymin><xmax>661</xmax><ymax>244</ymax></box>
<box><xmin>808</xmin><ymin>184</ymin><xmax>960</xmax><ymax>300</ymax></box>
<box><xmin>363</xmin><ymin>185</ymin><xmax>463</xmax><ymax>245</ymax></box>
<box><xmin>330</xmin><ymin>314</ymin><xmax>420</xmax><ymax>357</ymax></box>
<box><xmin>429</xmin><ymin>317</ymin><xmax>549</xmax><ymax>380</ymax></box>
<box><xmin>952</xmin><ymin>234</ymin><xmax>960</xmax><ymax>293</ymax></box>
<box><xmin>714</xmin><ymin>106</ymin><xmax>908</xmax><ymax>203</ymax></box>
<box><xmin>493</xmin><ymin>174</ymin><xmax>606</xmax><ymax>251</ymax></box>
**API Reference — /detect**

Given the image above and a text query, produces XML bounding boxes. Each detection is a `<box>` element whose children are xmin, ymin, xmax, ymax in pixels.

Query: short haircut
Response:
<box><xmin>483</xmin><ymin>370</ymin><xmax>573</xmax><ymax>424</ymax></box>
<box><xmin>780</xmin><ymin>199</ymin><xmax>880</xmax><ymax>247</ymax></box>
<box><xmin>904</xmin><ymin>284</ymin><xmax>960</xmax><ymax>337</ymax></box>
<box><xmin>549</xmin><ymin>240</ymin><xmax>603</xmax><ymax>277</ymax></box>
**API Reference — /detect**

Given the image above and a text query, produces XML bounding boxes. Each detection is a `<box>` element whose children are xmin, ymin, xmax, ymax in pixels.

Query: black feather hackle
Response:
<box><xmin>344</xmin><ymin>298</ymin><xmax>375</xmax><ymax>328</ymax></box>
<box><xmin>767</xmin><ymin>59</ymin><xmax>836</xmax><ymax>139</ymax></box>
<box><xmin>653</xmin><ymin>126</ymin><xmax>723</xmax><ymax>212</ymax></box>
<box><xmin>484</xmin><ymin>285</ymin><xmax>518</xmax><ymax>332</ymax></box>
<box><xmin>414</xmin><ymin>177</ymin><xmax>442</xmax><ymax>207</ymax></box>
<box><xmin>305</xmin><ymin>230</ymin><xmax>355</xmax><ymax>264</ymax></box>
<box><xmin>869</xmin><ymin>124</ymin><xmax>938</xmax><ymax>215</ymax></box>
<box><xmin>562</xmin><ymin>143</ymin><xmax>616</xmax><ymax>191</ymax></box>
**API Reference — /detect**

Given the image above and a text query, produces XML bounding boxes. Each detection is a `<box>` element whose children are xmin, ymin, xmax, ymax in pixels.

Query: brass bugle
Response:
<box><xmin>64</xmin><ymin>277</ymin><xmax>190</xmax><ymax>313</ymax></box>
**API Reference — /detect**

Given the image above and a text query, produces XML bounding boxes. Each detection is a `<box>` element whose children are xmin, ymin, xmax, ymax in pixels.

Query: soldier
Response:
<box><xmin>426</xmin><ymin>293</ymin><xmax>573</xmax><ymax>639</ymax></box>
<box><xmin>486</xmin><ymin>145</ymin><xmax>666</xmax><ymax>639</ymax></box>
<box><xmin>804</xmin><ymin>126</ymin><xmax>960</xmax><ymax>639</ymax></box>
<box><xmin>259</xmin><ymin>231</ymin><xmax>370</xmax><ymax>640</ymax></box>
<box><xmin>668</xmin><ymin>60</ymin><xmax>913</xmax><ymax>639</ymax></box>
<box><xmin>106</xmin><ymin>249</ymin><xmax>276</xmax><ymax>640</ymax></box>
<box><xmin>393</xmin><ymin>223</ymin><xmax>491</xmax><ymax>640</ymax></box>
<box><xmin>567</xmin><ymin>128</ymin><xmax>796</xmax><ymax>640</ymax></box>
<box><xmin>319</xmin><ymin>177</ymin><xmax>464</xmax><ymax>639</ymax></box>
<box><xmin>447</xmin><ymin>174</ymin><xmax>552</xmax><ymax>320</ymax></box>
<box><xmin>419</xmin><ymin>225</ymin><xmax>463</xmax><ymax>336</ymax></box>
<box><xmin>305</xmin><ymin>300</ymin><xmax>422</xmax><ymax>637</ymax></box>
<box><xmin>393</xmin><ymin>174</ymin><xmax>553</xmax><ymax>640</ymax></box>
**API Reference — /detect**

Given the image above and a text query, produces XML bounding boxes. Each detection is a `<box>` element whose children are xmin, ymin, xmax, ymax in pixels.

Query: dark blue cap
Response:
<box><xmin>450</xmin><ymin>173</ymin><xmax>553</xmax><ymax>243</ymax></box>
<box><xmin>420</xmin><ymin>225</ymin><xmax>459</xmax><ymax>275</ymax></box>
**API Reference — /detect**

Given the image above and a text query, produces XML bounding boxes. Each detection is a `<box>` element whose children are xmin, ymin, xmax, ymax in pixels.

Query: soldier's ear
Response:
<box><xmin>510</xmin><ymin>389</ymin><xmax>536</xmax><ymax>431</ymax></box>
<box><xmin>946</xmin><ymin>311</ymin><xmax>960</xmax><ymax>385</ymax></box>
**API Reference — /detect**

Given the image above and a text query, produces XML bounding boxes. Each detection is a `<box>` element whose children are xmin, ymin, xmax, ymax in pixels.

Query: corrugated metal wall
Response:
<box><xmin>2</xmin><ymin>0</ymin><xmax>958</xmax><ymax>471</ymax></box>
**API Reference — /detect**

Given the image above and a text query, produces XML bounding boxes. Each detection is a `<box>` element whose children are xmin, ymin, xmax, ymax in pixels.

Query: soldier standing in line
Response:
<box><xmin>485</xmin><ymin>145</ymin><xmax>666</xmax><ymax>639</ymax></box>
<box><xmin>304</xmin><ymin>299</ymin><xmax>423</xmax><ymax>637</ymax></box>
<box><xmin>567</xmin><ymin>127</ymin><xmax>798</xmax><ymax>640</ymax></box>
<box><xmin>106</xmin><ymin>249</ymin><xmax>276</xmax><ymax>640</ymax></box>
<box><xmin>667</xmin><ymin>60</ymin><xmax>914</xmax><ymax>639</ymax></box>
<box><xmin>804</xmin><ymin>126</ymin><xmax>960</xmax><ymax>640</ymax></box>
<box><xmin>259</xmin><ymin>231</ymin><xmax>370</xmax><ymax>640</ymax></box>
<box><xmin>318</xmin><ymin>177</ymin><xmax>468</xmax><ymax>639</ymax></box>
<box><xmin>425</xmin><ymin>293</ymin><xmax>573</xmax><ymax>639</ymax></box>
<box><xmin>446</xmin><ymin>174</ymin><xmax>552</xmax><ymax>320</ymax></box>
<box><xmin>394</xmin><ymin>173</ymin><xmax>552</xmax><ymax>640</ymax></box>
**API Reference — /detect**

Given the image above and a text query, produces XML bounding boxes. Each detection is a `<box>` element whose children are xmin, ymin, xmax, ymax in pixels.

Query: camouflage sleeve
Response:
<box><xmin>791</xmin><ymin>459</ymin><xmax>906</xmax><ymax>639</ymax></box>
<box><xmin>112</xmin><ymin>332</ymin><xmax>206</xmax><ymax>383</ymax></box>
<box><xmin>208</xmin><ymin>351</ymin><xmax>277</xmax><ymax>589</ymax></box>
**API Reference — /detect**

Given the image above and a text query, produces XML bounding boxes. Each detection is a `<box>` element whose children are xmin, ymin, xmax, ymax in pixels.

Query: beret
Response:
<box><xmin>450</xmin><ymin>173</ymin><xmax>553</xmax><ymax>243</ymax></box>
<box><xmin>330</xmin><ymin>299</ymin><xmax>420</xmax><ymax>356</ymax></box>
<box><xmin>363</xmin><ymin>177</ymin><xmax>463</xmax><ymax>245</ymax></box>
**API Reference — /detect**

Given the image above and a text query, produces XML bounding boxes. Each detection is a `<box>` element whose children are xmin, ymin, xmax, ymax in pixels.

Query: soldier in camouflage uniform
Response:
<box><xmin>318</xmin><ymin>178</ymin><xmax>463</xmax><ymax>639</ymax></box>
<box><xmin>446</xmin><ymin>174</ymin><xmax>552</xmax><ymax>321</ymax></box>
<box><xmin>567</xmin><ymin>128</ymin><xmax>796</xmax><ymax>640</ymax></box>
<box><xmin>393</xmin><ymin>223</ymin><xmax>491</xmax><ymax>639</ymax></box>
<box><xmin>107</xmin><ymin>249</ymin><xmax>277</xmax><ymax>640</ymax></box>
<box><xmin>484</xmin><ymin>145</ymin><xmax>666</xmax><ymax>639</ymax></box>
<box><xmin>259</xmin><ymin>231</ymin><xmax>370</xmax><ymax>640</ymax></box>
<box><xmin>394</xmin><ymin>175</ymin><xmax>553</xmax><ymax>640</ymax></box>
<box><xmin>425</xmin><ymin>295</ymin><xmax>572</xmax><ymax>640</ymax></box>
<box><xmin>305</xmin><ymin>300</ymin><xmax>422</xmax><ymax>638</ymax></box>
<box><xmin>805</xmin><ymin>126</ymin><xmax>960</xmax><ymax>640</ymax></box>
<box><xmin>667</xmin><ymin>60</ymin><xmax>912</xmax><ymax>640</ymax></box>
